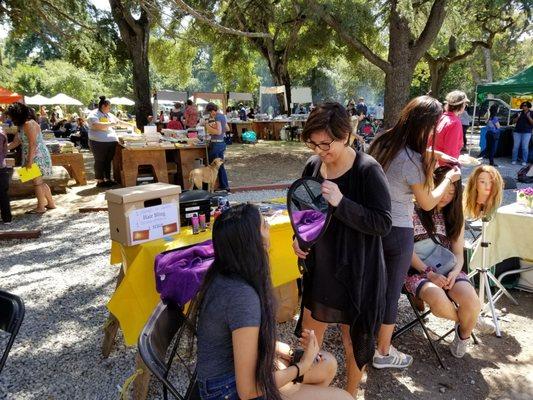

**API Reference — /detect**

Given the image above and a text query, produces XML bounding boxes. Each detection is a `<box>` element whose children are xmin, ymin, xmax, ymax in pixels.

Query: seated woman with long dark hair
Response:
<box><xmin>406</xmin><ymin>166</ymin><xmax>482</xmax><ymax>358</ymax></box>
<box><xmin>192</xmin><ymin>204</ymin><xmax>351</xmax><ymax>400</ymax></box>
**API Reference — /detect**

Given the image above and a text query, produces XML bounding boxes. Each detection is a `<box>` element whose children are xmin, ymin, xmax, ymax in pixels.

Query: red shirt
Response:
<box><xmin>433</xmin><ymin>111</ymin><xmax>463</xmax><ymax>159</ymax></box>
<box><xmin>167</xmin><ymin>119</ymin><xmax>183</xmax><ymax>130</ymax></box>
<box><xmin>184</xmin><ymin>105</ymin><xmax>199</xmax><ymax>128</ymax></box>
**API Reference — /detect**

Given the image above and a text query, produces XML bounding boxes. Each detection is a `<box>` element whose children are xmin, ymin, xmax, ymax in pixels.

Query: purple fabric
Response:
<box><xmin>155</xmin><ymin>240</ymin><xmax>214</xmax><ymax>306</ymax></box>
<box><xmin>293</xmin><ymin>210</ymin><xmax>326</xmax><ymax>242</ymax></box>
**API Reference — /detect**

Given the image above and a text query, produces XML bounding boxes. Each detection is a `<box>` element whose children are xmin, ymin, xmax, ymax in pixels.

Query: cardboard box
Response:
<box><xmin>106</xmin><ymin>182</ymin><xmax>181</xmax><ymax>246</ymax></box>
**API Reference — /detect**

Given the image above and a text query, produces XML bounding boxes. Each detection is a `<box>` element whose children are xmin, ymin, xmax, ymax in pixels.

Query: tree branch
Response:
<box><xmin>412</xmin><ymin>0</ymin><xmax>448</xmax><ymax>60</ymax></box>
<box><xmin>307</xmin><ymin>0</ymin><xmax>390</xmax><ymax>72</ymax></box>
<box><xmin>170</xmin><ymin>0</ymin><xmax>269</xmax><ymax>38</ymax></box>
<box><xmin>109</xmin><ymin>0</ymin><xmax>143</xmax><ymax>36</ymax></box>
<box><xmin>41</xmin><ymin>0</ymin><xmax>95</xmax><ymax>31</ymax></box>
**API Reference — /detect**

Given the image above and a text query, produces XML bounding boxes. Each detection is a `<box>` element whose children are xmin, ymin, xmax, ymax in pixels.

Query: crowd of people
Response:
<box><xmin>191</xmin><ymin>95</ymin><xmax>511</xmax><ymax>400</ymax></box>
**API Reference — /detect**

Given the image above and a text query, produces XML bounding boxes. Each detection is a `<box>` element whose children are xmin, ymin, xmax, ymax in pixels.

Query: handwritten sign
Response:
<box><xmin>128</xmin><ymin>203</ymin><xmax>179</xmax><ymax>245</ymax></box>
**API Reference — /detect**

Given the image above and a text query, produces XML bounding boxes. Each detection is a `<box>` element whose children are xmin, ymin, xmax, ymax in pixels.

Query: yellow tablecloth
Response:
<box><xmin>108</xmin><ymin>213</ymin><xmax>299</xmax><ymax>346</ymax></box>
<box><xmin>470</xmin><ymin>203</ymin><xmax>533</xmax><ymax>270</ymax></box>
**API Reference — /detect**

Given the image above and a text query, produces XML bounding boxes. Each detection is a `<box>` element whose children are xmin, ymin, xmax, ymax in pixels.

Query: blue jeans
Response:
<box><xmin>198</xmin><ymin>373</ymin><xmax>267</xmax><ymax>400</ymax></box>
<box><xmin>208</xmin><ymin>142</ymin><xmax>229</xmax><ymax>189</ymax></box>
<box><xmin>512</xmin><ymin>132</ymin><xmax>532</xmax><ymax>163</ymax></box>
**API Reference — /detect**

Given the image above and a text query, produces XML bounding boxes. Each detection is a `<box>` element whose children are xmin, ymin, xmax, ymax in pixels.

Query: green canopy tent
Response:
<box><xmin>477</xmin><ymin>66</ymin><xmax>533</xmax><ymax>96</ymax></box>
<box><xmin>469</xmin><ymin>66</ymin><xmax>533</xmax><ymax>150</ymax></box>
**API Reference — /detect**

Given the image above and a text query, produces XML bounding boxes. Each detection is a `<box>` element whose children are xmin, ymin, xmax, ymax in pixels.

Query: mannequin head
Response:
<box><xmin>464</xmin><ymin>165</ymin><xmax>503</xmax><ymax>219</ymax></box>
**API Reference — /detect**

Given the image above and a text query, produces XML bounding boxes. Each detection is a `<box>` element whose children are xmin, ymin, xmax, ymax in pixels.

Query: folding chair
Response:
<box><xmin>138</xmin><ymin>301</ymin><xmax>199</xmax><ymax>400</ymax></box>
<box><xmin>0</xmin><ymin>290</ymin><xmax>25</xmax><ymax>375</ymax></box>
<box><xmin>392</xmin><ymin>286</ymin><xmax>478</xmax><ymax>368</ymax></box>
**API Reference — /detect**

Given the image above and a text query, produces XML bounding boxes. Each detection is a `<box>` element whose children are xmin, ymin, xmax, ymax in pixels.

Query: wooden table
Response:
<box><xmin>229</xmin><ymin>121</ymin><xmax>253</xmax><ymax>142</ymax></box>
<box><xmin>50</xmin><ymin>153</ymin><xmax>87</xmax><ymax>186</ymax></box>
<box><xmin>251</xmin><ymin>120</ymin><xmax>291</xmax><ymax>140</ymax></box>
<box><xmin>113</xmin><ymin>144</ymin><xmax>208</xmax><ymax>188</ymax></box>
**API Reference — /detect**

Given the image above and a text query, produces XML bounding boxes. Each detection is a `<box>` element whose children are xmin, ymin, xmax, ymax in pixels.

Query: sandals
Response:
<box><xmin>25</xmin><ymin>209</ymin><xmax>46</xmax><ymax>214</ymax></box>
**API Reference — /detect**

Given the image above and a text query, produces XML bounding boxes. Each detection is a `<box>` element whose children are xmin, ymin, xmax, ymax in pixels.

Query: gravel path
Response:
<box><xmin>0</xmin><ymin>155</ymin><xmax>531</xmax><ymax>399</ymax></box>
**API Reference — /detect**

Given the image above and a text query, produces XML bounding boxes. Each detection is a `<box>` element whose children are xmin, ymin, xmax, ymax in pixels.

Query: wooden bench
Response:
<box><xmin>51</xmin><ymin>153</ymin><xmax>87</xmax><ymax>186</ymax></box>
<box><xmin>8</xmin><ymin>166</ymin><xmax>70</xmax><ymax>198</ymax></box>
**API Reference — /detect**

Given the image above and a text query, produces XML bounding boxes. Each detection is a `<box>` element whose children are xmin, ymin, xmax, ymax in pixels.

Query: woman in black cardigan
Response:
<box><xmin>293</xmin><ymin>102</ymin><xmax>391</xmax><ymax>395</ymax></box>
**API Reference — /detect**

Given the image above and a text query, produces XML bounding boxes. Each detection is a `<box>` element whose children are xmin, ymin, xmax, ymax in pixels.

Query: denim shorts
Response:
<box><xmin>198</xmin><ymin>372</ymin><xmax>266</xmax><ymax>400</ymax></box>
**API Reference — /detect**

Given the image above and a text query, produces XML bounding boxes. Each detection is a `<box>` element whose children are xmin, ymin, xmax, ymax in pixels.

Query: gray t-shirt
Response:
<box><xmin>87</xmin><ymin>109</ymin><xmax>118</xmax><ymax>142</ymax></box>
<box><xmin>385</xmin><ymin>147</ymin><xmax>424</xmax><ymax>228</ymax></box>
<box><xmin>196</xmin><ymin>274</ymin><xmax>261</xmax><ymax>380</ymax></box>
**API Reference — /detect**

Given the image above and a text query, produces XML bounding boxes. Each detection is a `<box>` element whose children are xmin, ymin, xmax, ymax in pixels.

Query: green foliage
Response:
<box><xmin>11</xmin><ymin>64</ymin><xmax>47</xmax><ymax>94</ymax></box>
<box><xmin>6</xmin><ymin>60</ymin><xmax>108</xmax><ymax>105</ymax></box>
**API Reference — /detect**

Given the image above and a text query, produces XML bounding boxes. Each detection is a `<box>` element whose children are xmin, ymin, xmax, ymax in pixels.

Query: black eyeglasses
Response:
<box><xmin>304</xmin><ymin>138</ymin><xmax>336</xmax><ymax>151</ymax></box>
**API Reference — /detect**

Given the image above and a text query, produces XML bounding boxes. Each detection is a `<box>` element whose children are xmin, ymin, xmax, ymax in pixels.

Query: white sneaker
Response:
<box><xmin>512</xmin><ymin>161</ymin><xmax>517</xmax><ymax>165</ymax></box>
<box><xmin>476</xmin><ymin>316</ymin><xmax>495</xmax><ymax>334</ymax></box>
<box><xmin>522</xmin><ymin>162</ymin><xmax>528</xmax><ymax>166</ymax></box>
<box><xmin>450</xmin><ymin>324</ymin><xmax>469</xmax><ymax>358</ymax></box>
<box><xmin>372</xmin><ymin>345</ymin><xmax>413</xmax><ymax>369</ymax></box>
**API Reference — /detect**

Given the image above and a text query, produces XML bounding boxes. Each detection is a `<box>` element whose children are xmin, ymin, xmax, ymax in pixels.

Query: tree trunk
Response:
<box><xmin>270</xmin><ymin>60</ymin><xmax>291</xmax><ymax>115</ymax></box>
<box><xmin>109</xmin><ymin>0</ymin><xmax>152</xmax><ymax>129</ymax></box>
<box><xmin>383</xmin><ymin>4</ymin><xmax>416</xmax><ymax>128</ymax></box>
<box><xmin>428</xmin><ymin>60</ymin><xmax>450</xmax><ymax>98</ymax></box>
<box><xmin>383</xmin><ymin>65</ymin><xmax>415</xmax><ymax>128</ymax></box>
<box><xmin>130</xmin><ymin>45</ymin><xmax>152</xmax><ymax>128</ymax></box>
<box><xmin>483</xmin><ymin>47</ymin><xmax>493</xmax><ymax>82</ymax></box>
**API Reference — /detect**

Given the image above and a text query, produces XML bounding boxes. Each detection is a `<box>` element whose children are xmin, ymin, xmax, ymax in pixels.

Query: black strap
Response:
<box><xmin>415</xmin><ymin>207</ymin><xmax>443</xmax><ymax>246</ymax></box>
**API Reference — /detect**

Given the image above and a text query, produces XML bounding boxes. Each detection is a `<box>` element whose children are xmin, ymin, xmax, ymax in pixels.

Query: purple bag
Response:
<box><xmin>292</xmin><ymin>209</ymin><xmax>326</xmax><ymax>242</ymax></box>
<box><xmin>154</xmin><ymin>240</ymin><xmax>214</xmax><ymax>306</ymax></box>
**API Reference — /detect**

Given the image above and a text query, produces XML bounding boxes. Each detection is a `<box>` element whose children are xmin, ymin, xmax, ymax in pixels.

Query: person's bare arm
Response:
<box><xmin>527</xmin><ymin>111</ymin><xmax>533</xmax><ymax>124</ymax></box>
<box><xmin>7</xmin><ymin>132</ymin><xmax>21</xmax><ymax>150</ymax></box>
<box><xmin>233</xmin><ymin>327</ymin><xmax>262</xmax><ymax>399</ymax></box>
<box><xmin>411</xmin><ymin>167</ymin><xmax>461</xmax><ymax>211</ymax></box>
<box><xmin>411</xmin><ymin>252</ymin><xmax>427</xmax><ymax>273</ymax></box>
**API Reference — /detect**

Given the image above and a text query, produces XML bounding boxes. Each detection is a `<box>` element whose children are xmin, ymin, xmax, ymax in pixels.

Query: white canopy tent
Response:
<box><xmin>259</xmin><ymin>85</ymin><xmax>287</xmax><ymax>111</ymax></box>
<box><xmin>49</xmin><ymin>93</ymin><xmax>83</xmax><ymax>106</ymax></box>
<box><xmin>155</xmin><ymin>90</ymin><xmax>188</xmax><ymax>103</ymax></box>
<box><xmin>291</xmin><ymin>87</ymin><xmax>313</xmax><ymax>104</ymax></box>
<box><xmin>228</xmin><ymin>92</ymin><xmax>253</xmax><ymax>102</ymax></box>
<box><xmin>190</xmin><ymin>96</ymin><xmax>208</xmax><ymax>105</ymax></box>
<box><xmin>259</xmin><ymin>86</ymin><xmax>312</xmax><ymax>112</ymax></box>
<box><xmin>25</xmin><ymin>94</ymin><xmax>53</xmax><ymax>105</ymax></box>
<box><xmin>110</xmin><ymin>96</ymin><xmax>135</xmax><ymax>106</ymax></box>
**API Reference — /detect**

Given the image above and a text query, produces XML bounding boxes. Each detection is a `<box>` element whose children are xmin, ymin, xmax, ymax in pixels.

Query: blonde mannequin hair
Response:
<box><xmin>464</xmin><ymin>165</ymin><xmax>503</xmax><ymax>219</ymax></box>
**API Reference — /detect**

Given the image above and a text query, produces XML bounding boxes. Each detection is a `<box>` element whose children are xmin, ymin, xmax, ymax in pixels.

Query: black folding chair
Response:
<box><xmin>0</xmin><ymin>290</ymin><xmax>25</xmax><ymax>375</ymax></box>
<box><xmin>393</xmin><ymin>287</ymin><xmax>478</xmax><ymax>368</ymax></box>
<box><xmin>138</xmin><ymin>301</ymin><xmax>199</xmax><ymax>400</ymax></box>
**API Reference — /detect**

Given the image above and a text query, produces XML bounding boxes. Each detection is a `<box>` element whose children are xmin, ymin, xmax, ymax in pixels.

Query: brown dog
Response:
<box><xmin>189</xmin><ymin>158</ymin><xmax>224</xmax><ymax>192</ymax></box>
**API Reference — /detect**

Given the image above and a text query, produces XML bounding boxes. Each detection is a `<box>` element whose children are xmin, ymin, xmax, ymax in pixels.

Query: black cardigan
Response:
<box><xmin>301</xmin><ymin>152</ymin><xmax>392</xmax><ymax>368</ymax></box>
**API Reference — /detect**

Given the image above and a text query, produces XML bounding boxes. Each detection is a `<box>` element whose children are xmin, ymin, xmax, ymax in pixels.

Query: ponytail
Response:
<box><xmin>98</xmin><ymin>96</ymin><xmax>111</xmax><ymax>112</ymax></box>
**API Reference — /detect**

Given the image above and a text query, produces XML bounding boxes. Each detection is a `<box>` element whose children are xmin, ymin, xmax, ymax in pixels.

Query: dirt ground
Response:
<box><xmin>224</xmin><ymin>141</ymin><xmax>312</xmax><ymax>187</ymax></box>
<box><xmin>316</xmin><ymin>292</ymin><xmax>533</xmax><ymax>399</ymax></box>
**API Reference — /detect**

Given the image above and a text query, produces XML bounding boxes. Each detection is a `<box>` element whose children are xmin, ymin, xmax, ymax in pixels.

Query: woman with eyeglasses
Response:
<box><xmin>368</xmin><ymin>96</ymin><xmax>461</xmax><ymax>369</ymax></box>
<box><xmin>292</xmin><ymin>102</ymin><xmax>392</xmax><ymax>395</ymax></box>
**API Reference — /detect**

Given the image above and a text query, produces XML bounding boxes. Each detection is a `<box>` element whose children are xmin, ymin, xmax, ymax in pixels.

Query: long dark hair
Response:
<box><xmin>189</xmin><ymin>204</ymin><xmax>281</xmax><ymax>400</ymax></box>
<box><xmin>489</xmin><ymin>104</ymin><xmax>499</xmax><ymax>119</ymax></box>
<box><xmin>368</xmin><ymin>95</ymin><xmax>442</xmax><ymax>188</ymax></box>
<box><xmin>418</xmin><ymin>166</ymin><xmax>464</xmax><ymax>241</ymax></box>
